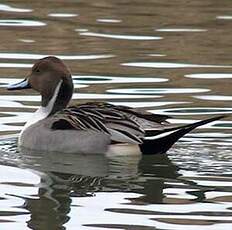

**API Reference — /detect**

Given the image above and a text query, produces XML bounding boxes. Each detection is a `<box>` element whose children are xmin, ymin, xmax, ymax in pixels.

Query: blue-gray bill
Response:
<box><xmin>7</xmin><ymin>78</ymin><xmax>31</xmax><ymax>90</ymax></box>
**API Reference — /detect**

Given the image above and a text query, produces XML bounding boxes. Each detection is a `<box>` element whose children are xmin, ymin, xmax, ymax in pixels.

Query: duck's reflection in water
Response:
<box><xmin>16</xmin><ymin>148</ymin><xmax>179</xmax><ymax>229</ymax></box>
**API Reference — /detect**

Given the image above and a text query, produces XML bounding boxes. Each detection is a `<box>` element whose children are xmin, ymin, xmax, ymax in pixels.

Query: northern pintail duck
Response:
<box><xmin>8</xmin><ymin>56</ymin><xmax>225</xmax><ymax>154</ymax></box>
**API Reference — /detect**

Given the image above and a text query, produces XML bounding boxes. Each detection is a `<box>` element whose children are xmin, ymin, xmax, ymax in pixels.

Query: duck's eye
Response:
<box><xmin>35</xmin><ymin>69</ymin><xmax>40</xmax><ymax>73</ymax></box>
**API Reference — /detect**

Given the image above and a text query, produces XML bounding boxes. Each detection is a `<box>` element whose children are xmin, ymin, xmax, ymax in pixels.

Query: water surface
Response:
<box><xmin>0</xmin><ymin>0</ymin><xmax>232</xmax><ymax>229</ymax></box>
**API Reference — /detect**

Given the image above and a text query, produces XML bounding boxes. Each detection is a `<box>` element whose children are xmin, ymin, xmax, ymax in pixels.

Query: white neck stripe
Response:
<box><xmin>42</xmin><ymin>80</ymin><xmax>62</xmax><ymax>112</ymax></box>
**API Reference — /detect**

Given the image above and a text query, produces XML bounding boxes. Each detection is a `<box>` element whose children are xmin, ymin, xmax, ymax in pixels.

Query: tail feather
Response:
<box><xmin>140</xmin><ymin>115</ymin><xmax>227</xmax><ymax>155</ymax></box>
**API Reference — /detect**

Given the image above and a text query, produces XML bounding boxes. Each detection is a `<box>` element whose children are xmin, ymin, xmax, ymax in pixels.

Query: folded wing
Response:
<box><xmin>50</xmin><ymin>102</ymin><xmax>226</xmax><ymax>154</ymax></box>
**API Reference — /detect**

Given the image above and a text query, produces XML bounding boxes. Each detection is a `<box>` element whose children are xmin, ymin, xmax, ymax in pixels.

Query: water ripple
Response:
<box><xmin>156</xmin><ymin>28</ymin><xmax>207</xmax><ymax>32</ymax></box>
<box><xmin>48</xmin><ymin>13</ymin><xmax>78</xmax><ymax>18</ymax></box>
<box><xmin>73</xmin><ymin>75</ymin><xmax>168</xmax><ymax>84</ymax></box>
<box><xmin>148</xmin><ymin>54</ymin><xmax>166</xmax><ymax>57</ymax></box>
<box><xmin>107</xmin><ymin>88</ymin><xmax>210</xmax><ymax>94</ymax></box>
<box><xmin>0</xmin><ymin>53</ymin><xmax>114</xmax><ymax>60</ymax></box>
<box><xmin>194</xmin><ymin>95</ymin><xmax>232</xmax><ymax>101</ymax></box>
<box><xmin>217</xmin><ymin>16</ymin><xmax>232</xmax><ymax>20</ymax></box>
<box><xmin>97</xmin><ymin>19</ymin><xmax>122</xmax><ymax>23</ymax></box>
<box><xmin>0</xmin><ymin>20</ymin><xmax>45</xmax><ymax>27</ymax></box>
<box><xmin>150</xmin><ymin>107</ymin><xmax>232</xmax><ymax>115</ymax></box>
<box><xmin>186</xmin><ymin>73</ymin><xmax>232</xmax><ymax>79</ymax></box>
<box><xmin>79</xmin><ymin>32</ymin><xmax>163</xmax><ymax>40</ymax></box>
<box><xmin>0</xmin><ymin>4</ymin><xmax>32</xmax><ymax>13</ymax></box>
<box><xmin>0</xmin><ymin>100</ymin><xmax>24</xmax><ymax>108</ymax></box>
<box><xmin>0</xmin><ymin>63</ymin><xmax>32</xmax><ymax>68</ymax></box>
<box><xmin>166</xmin><ymin>118</ymin><xmax>232</xmax><ymax>129</ymax></box>
<box><xmin>110</xmin><ymin>101</ymin><xmax>188</xmax><ymax>108</ymax></box>
<box><xmin>122</xmin><ymin>62</ymin><xmax>232</xmax><ymax>68</ymax></box>
<box><xmin>18</xmin><ymin>39</ymin><xmax>35</xmax><ymax>43</ymax></box>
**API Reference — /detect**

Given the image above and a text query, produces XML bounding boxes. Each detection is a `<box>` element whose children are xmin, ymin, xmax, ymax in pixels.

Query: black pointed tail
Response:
<box><xmin>140</xmin><ymin>115</ymin><xmax>227</xmax><ymax>155</ymax></box>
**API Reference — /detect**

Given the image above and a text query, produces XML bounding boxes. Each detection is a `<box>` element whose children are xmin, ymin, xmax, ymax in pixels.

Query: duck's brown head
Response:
<box><xmin>8</xmin><ymin>56</ymin><xmax>74</xmax><ymax>112</ymax></box>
